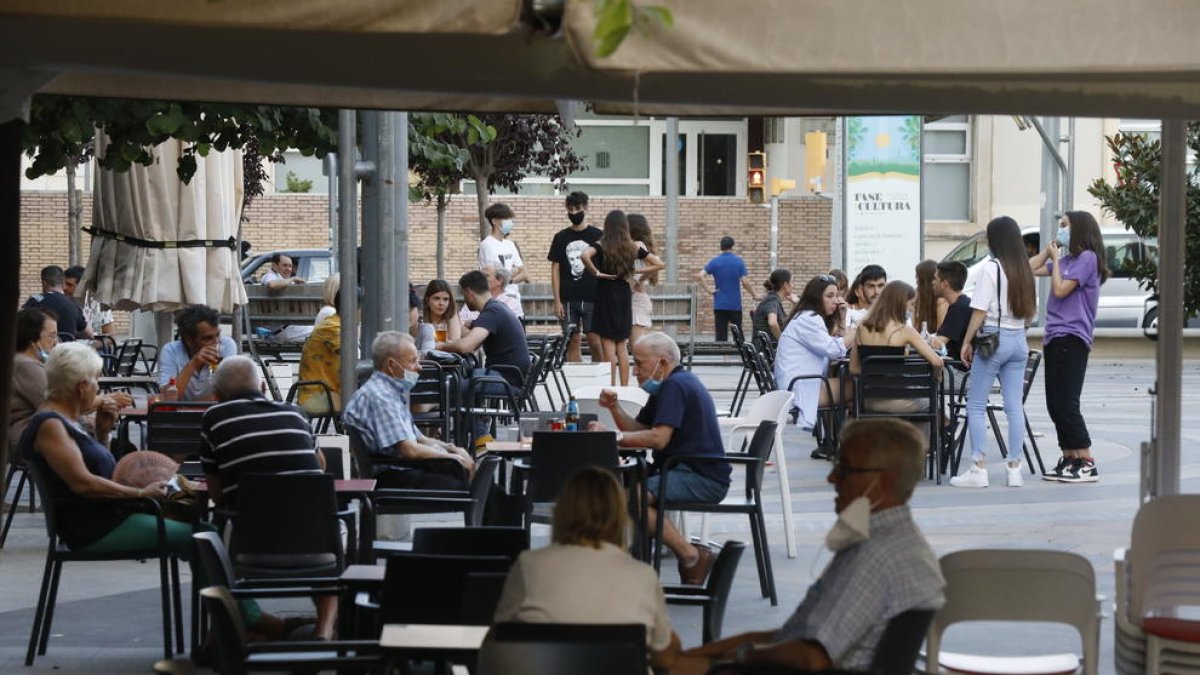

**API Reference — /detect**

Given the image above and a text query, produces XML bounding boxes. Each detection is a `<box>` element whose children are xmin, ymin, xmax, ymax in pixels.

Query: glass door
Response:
<box><xmin>651</xmin><ymin>120</ymin><xmax>747</xmax><ymax>196</ymax></box>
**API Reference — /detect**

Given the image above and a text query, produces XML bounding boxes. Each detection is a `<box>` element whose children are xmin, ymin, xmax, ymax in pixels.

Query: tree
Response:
<box><xmin>1088</xmin><ymin>124</ymin><xmax>1200</xmax><ymax>317</ymax></box>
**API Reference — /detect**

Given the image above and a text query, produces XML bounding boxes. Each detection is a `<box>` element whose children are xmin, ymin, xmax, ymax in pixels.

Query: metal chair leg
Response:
<box><xmin>38</xmin><ymin>559</ymin><xmax>64</xmax><ymax>655</ymax></box>
<box><xmin>25</xmin><ymin>553</ymin><xmax>55</xmax><ymax>665</ymax></box>
<box><xmin>170</xmin><ymin>558</ymin><xmax>184</xmax><ymax>654</ymax></box>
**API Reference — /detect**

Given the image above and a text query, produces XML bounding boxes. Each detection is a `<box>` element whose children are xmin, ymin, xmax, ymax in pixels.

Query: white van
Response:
<box><xmin>941</xmin><ymin>228</ymin><xmax>1156</xmax><ymax>328</ymax></box>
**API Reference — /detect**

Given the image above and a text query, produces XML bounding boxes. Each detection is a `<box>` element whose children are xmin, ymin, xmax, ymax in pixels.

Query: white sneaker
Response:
<box><xmin>950</xmin><ymin>464</ymin><xmax>989</xmax><ymax>488</ymax></box>
<box><xmin>1006</xmin><ymin>462</ymin><xmax>1024</xmax><ymax>487</ymax></box>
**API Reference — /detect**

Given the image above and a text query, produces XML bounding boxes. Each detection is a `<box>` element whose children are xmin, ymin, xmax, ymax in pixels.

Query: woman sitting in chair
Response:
<box><xmin>494</xmin><ymin>467</ymin><xmax>708</xmax><ymax>674</ymax></box>
<box><xmin>774</xmin><ymin>274</ymin><xmax>855</xmax><ymax>434</ymax></box>
<box><xmin>850</xmin><ymin>280</ymin><xmax>944</xmax><ymax>414</ymax></box>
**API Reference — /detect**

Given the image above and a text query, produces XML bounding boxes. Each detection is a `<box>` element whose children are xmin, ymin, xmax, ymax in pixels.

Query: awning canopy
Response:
<box><xmin>1</xmin><ymin>0</ymin><xmax>1199</xmax><ymax>117</ymax></box>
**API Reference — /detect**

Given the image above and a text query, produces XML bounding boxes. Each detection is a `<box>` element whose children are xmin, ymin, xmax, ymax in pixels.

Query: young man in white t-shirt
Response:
<box><xmin>476</xmin><ymin>202</ymin><xmax>527</xmax><ymax>318</ymax></box>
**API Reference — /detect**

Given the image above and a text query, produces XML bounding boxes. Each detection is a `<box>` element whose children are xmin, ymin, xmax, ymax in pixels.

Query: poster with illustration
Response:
<box><xmin>843</xmin><ymin>116</ymin><xmax>922</xmax><ymax>285</ymax></box>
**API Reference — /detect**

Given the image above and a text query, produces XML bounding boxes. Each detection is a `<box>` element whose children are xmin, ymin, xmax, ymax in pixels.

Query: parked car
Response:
<box><xmin>241</xmin><ymin>249</ymin><xmax>332</xmax><ymax>285</ymax></box>
<box><xmin>942</xmin><ymin>227</ymin><xmax>1157</xmax><ymax>328</ymax></box>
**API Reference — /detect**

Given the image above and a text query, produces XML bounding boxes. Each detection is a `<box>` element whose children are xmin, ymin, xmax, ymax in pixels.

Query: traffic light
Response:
<box><xmin>747</xmin><ymin>151</ymin><xmax>766</xmax><ymax>203</ymax></box>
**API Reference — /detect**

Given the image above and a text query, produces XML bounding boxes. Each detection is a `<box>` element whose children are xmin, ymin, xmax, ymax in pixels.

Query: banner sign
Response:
<box><xmin>842</xmin><ymin>116</ymin><xmax>923</xmax><ymax>285</ymax></box>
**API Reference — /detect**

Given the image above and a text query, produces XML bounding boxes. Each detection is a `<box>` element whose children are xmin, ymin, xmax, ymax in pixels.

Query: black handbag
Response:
<box><xmin>970</xmin><ymin>260</ymin><xmax>1002</xmax><ymax>359</ymax></box>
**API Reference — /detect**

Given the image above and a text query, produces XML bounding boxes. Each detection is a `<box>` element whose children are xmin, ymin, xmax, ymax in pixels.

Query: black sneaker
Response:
<box><xmin>810</xmin><ymin>442</ymin><xmax>834</xmax><ymax>461</ymax></box>
<box><xmin>1043</xmin><ymin>456</ymin><xmax>1070</xmax><ymax>481</ymax></box>
<box><xmin>1059</xmin><ymin>458</ymin><xmax>1099</xmax><ymax>483</ymax></box>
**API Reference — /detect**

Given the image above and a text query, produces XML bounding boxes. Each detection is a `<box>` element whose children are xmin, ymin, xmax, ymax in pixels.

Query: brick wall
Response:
<box><xmin>20</xmin><ymin>192</ymin><xmax>833</xmax><ymax>338</ymax></box>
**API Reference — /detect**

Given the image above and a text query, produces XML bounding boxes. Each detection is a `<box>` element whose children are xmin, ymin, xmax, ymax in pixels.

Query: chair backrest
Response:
<box><xmin>413</xmin><ymin>526</ymin><xmax>529</xmax><ymax>561</ymax></box>
<box><xmin>747</xmin><ymin>345</ymin><xmax>776</xmax><ymax>392</ymax></box>
<box><xmin>467</xmin><ymin>455</ymin><xmax>503</xmax><ymax>526</ymax></box>
<box><xmin>926</xmin><ymin>549</ymin><xmax>1099</xmax><ymax>675</ymax></box>
<box><xmin>114</xmin><ymin>338</ymin><xmax>143</xmax><ymax>376</ymax></box>
<box><xmin>739</xmin><ymin>421</ymin><xmax>777</xmax><ymax>495</ymax></box>
<box><xmin>528</xmin><ymin>431</ymin><xmax>620</xmax><ymax>503</ymax></box>
<box><xmin>255</xmin><ymin>357</ymin><xmax>282</xmax><ymax>401</ymax></box>
<box><xmin>743</xmin><ymin>390</ymin><xmax>795</xmax><ymax>425</ymax></box>
<box><xmin>704</xmin><ymin>541</ymin><xmax>746</xmax><ymax>641</ymax></box>
<box><xmin>24</xmin><ymin>460</ymin><xmax>61</xmax><ymax>542</ymax></box>
<box><xmin>199</xmin><ymin>586</ymin><xmax>249</xmax><ymax>675</ymax></box>
<box><xmin>479</xmin><ymin>623</ymin><xmax>647</xmax><ymax>675</ymax></box>
<box><xmin>145</xmin><ymin>401</ymin><xmax>212</xmax><ymax>461</ymax></box>
<box><xmin>461</xmin><ymin>571</ymin><xmax>511</xmax><ymax>625</ymax></box>
<box><xmin>871</xmin><ymin>609</ymin><xmax>935</xmax><ymax>675</ymax></box>
<box><xmin>753</xmin><ymin>330</ymin><xmax>776</xmax><ymax>365</ymax></box>
<box><xmin>229</xmin><ymin>473</ymin><xmax>342</xmax><ymax>573</ymax></box>
<box><xmin>855</xmin><ymin>356</ymin><xmax>937</xmax><ymax>413</ymax></box>
<box><xmin>343</xmin><ymin>422</ymin><xmax>376</xmax><ymax>478</ymax></box>
<box><xmin>193</xmin><ymin>531</ymin><xmax>237</xmax><ymax>588</ymax></box>
<box><xmin>1022</xmin><ymin>349</ymin><xmax>1042</xmax><ymax>402</ymax></box>
<box><xmin>730</xmin><ymin>322</ymin><xmax>747</xmax><ymax>350</ymax></box>
<box><xmin>381</xmin><ymin>552</ymin><xmax>513</xmax><ymax>624</ymax></box>
<box><xmin>551</xmin><ymin>324</ymin><xmax>577</xmax><ymax>370</ymax></box>
<box><xmin>1129</xmin><ymin>494</ymin><xmax>1200</xmax><ymax>620</ymax></box>
<box><xmin>573</xmin><ymin>386</ymin><xmax>647</xmax><ymax>429</ymax></box>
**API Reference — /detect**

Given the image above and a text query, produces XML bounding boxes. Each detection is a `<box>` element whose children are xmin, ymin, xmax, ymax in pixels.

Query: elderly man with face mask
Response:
<box><xmin>686</xmin><ymin>418</ymin><xmax>944</xmax><ymax>672</ymax></box>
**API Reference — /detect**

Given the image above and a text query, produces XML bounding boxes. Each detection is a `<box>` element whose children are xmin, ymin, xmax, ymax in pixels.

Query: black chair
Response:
<box><xmin>456</xmin><ymin>370</ymin><xmax>524</xmax><ymax>449</ymax></box>
<box><xmin>530</xmin><ymin>334</ymin><xmax>562</xmax><ymax>410</ymax></box>
<box><xmin>461</xmin><ymin>571</ymin><xmax>511</xmax><ymax>625</ymax></box>
<box><xmin>524</xmin><ymin>431</ymin><xmax>621</xmax><ymax>527</ymax></box>
<box><xmin>345</xmin><ymin>422</ymin><xmax>469</xmax><ymax>490</ymax></box>
<box><xmin>753</xmin><ymin>330</ymin><xmax>777</xmax><ymax>368</ymax></box>
<box><xmin>412</xmin><ymin>525</ymin><xmax>529</xmax><ymax>561</ymax></box>
<box><xmin>24</xmin><ymin>461</ymin><xmax>183</xmax><ymax>665</ymax></box>
<box><xmin>787</xmin><ymin>369</ymin><xmax>844</xmax><ymax>458</ymax></box>
<box><xmin>0</xmin><ymin>445</ymin><xmax>37</xmax><ymax>549</ymax></box>
<box><xmin>228</xmin><ymin>473</ymin><xmax>344</xmax><ymax>582</ymax></box>
<box><xmin>145</xmin><ymin>401</ymin><xmax>212</xmax><ymax>461</ymax></box>
<box><xmin>703</xmin><ymin>609</ymin><xmax>935</xmax><ymax>675</ymax></box>
<box><xmin>200</xmin><ymin>585</ymin><xmax>381</xmax><ymax>675</ymax></box>
<box><xmin>285</xmin><ymin>379</ymin><xmax>341</xmax><ymax>434</ymax></box>
<box><xmin>380</xmin><ymin>552</ymin><xmax>513</xmax><ymax>625</ymax></box>
<box><xmin>655</xmin><ymin>421</ymin><xmax>778</xmax><ymax>605</ymax></box>
<box><xmin>478</xmin><ymin>622</ymin><xmax>647</xmax><ymax>675</ymax></box>
<box><xmin>729</xmin><ymin>325</ymin><xmax>756</xmax><ymax>416</ymax></box>
<box><xmin>854</xmin><ymin>355</ymin><xmax>942</xmax><ymax>482</ymax></box>
<box><xmin>410</xmin><ymin>359</ymin><xmax>459</xmax><ymax>442</ymax></box>
<box><xmin>101</xmin><ymin>337</ymin><xmax>143</xmax><ymax>377</ymax></box>
<box><xmin>664</xmin><ymin>540</ymin><xmax>747</xmax><ymax>643</ymax></box>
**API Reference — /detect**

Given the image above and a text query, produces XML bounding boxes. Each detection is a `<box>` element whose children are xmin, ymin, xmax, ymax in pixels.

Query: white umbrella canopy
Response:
<box><xmin>82</xmin><ymin>136</ymin><xmax>247</xmax><ymax>313</ymax></box>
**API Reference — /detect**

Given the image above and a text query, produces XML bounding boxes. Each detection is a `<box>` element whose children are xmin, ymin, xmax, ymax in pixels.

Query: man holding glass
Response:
<box><xmin>157</xmin><ymin>304</ymin><xmax>239</xmax><ymax>401</ymax></box>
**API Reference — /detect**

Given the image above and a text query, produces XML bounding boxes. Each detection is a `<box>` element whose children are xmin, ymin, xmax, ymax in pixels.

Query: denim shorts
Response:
<box><xmin>646</xmin><ymin>463</ymin><xmax>729</xmax><ymax>504</ymax></box>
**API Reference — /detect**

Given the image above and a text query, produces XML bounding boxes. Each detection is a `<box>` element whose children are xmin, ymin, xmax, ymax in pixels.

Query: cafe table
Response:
<box><xmin>380</xmin><ymin>623</ymin><xmax>489</xmax><ymax>658</ymax></box>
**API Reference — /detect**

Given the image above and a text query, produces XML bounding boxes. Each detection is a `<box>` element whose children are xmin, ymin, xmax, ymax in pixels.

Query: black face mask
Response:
<box><xmin>568</xmin><ymin>211</ymin><xmax>586</xmax><ymax>226</ymax></box>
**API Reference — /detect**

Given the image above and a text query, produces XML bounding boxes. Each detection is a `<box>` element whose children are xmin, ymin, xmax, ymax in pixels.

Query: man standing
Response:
<box><xmin>931</xmin><ymin>261</ymin><xmax>972</xmax><ymax>365</ymax></box>
<box><xmin>200</xmin><ymin>355</ymin><xmax>334</xmax><ymax>640</ymax></box>
<box><xmin>846</xmin><ymin>264</ymin><xmax>888</xmax><ymax>331</ymax></box>
<box><xmin>64</xmin><ymin>265</ymin><xmax>114</xmax><ymax>336</ymax></box>
<box><xmin>477</xmin><ymin>202</ymin><xmax>527</xmax><ymax>319</ymax></box>
<box><xmin>23</xmin><ymin>265</ymin><xmax>92</xmax><ymax>339</ymax></box>
<box><xmin>588</xmin><ymin>332</ymin><xmax>731</xmax><ymax>584</ymax></box>
<box><xmin>261</xmin><ymin>253</ymin><xmax>306</xmax><ymax>289</ymax></box>
<box><xmin>696</xmin><ymin>236</ymin><xmax>758</xmax><ymax>341</ymax></box>
<box><xmin>343</xmin><ymin>332</ymin><xmax>475</xmax><ymax>489</ymax></box>
<box><xmin>686</xmin><ymin>419</ymin><xmax>944</xmax><ymax>671</ymax></box>
<box><xmin>157</xmin><ymin>304</ymin><xmax>239</xmax><ymax>400</ymax></box>
<box><xmin>548</xmin><ymin>191</ymin><xmax>603</xmax><ymax>362</ymax></box>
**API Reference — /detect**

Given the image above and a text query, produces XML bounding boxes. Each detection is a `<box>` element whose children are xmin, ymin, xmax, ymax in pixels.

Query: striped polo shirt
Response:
<box><xmin>199</xmin><ymin>394</ymin><xmax>323</xmax><ymax>503</ymax></box>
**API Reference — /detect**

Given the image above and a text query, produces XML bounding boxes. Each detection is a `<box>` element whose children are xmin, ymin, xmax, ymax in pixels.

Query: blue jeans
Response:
<box><xmin>646</xmin><ymin>463</ymin><xmax>729</xmax><ymax>504</ymax></box>
<box><xmin>967</xmin><ymin>327</ymin><xmax>1027</xmax><ymax>463</ymax></box>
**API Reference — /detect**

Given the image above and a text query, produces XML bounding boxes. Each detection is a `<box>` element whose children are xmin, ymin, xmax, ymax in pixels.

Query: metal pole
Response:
<box><xmin>337</xmin><ymin>110</ymin><xmax>360</xmax><ymax>402</ymax></box>
<box><xmin>394</xmin><ymin>111</ymin><xmax>411</xmax><ymax>334</ymax></box>
<box><xmin>361</xmin><ymin>111</ymin><xmax>380</xmax><ymax>353</ymax></box>
<box><xmin>326</xmin><ymin>154</ymin><xmax>339</xmax><ymax>274</ymax></box>
<box><xmin>665</xmin><ymin>116</ymin><xmax>679</xmax><ymax>284</ymax></box>
<box><xmin>769</xmin><ymin>196</ymin><xmax>779</xmax><ymax>269</ymax></box>
<box><xmin>1153</xmin><ymin>118</ymin><xmax>1186</xmax><ymax>498</ymax></box>
<box><xmin>832</xmin><ymin>118</ymin><xmax>844</xmax><ymax>269</ymax></box>
<box><xmin>1036</xmin><ymin>116</ymin><xmax>1060</xmax><ymax>328</ymax></box>
<box><xmin>1065</xmin><ymin>117</ymin><xmax>1075</xmax><ymax>211</ymax></box>
<box><xmin>376</xmin><ymin>112</ymin><xmax>396</xmax><ymax>333</ymax></box>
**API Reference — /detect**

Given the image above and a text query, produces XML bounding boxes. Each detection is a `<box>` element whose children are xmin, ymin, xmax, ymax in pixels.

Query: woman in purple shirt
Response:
<box><xmin>1030</xmin><ymin>211</ymin><xmax>1109</xmax><ymax>482</ymax></box>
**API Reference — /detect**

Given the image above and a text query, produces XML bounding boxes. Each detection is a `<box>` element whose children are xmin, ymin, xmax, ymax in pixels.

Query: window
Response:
<box><xmin>923</xmin><ymin>115</ymin><xmax>972</xmax><ymax>221</ymax></box>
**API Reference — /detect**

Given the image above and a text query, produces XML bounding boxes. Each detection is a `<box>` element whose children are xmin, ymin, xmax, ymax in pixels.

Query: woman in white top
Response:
<box><xmin>494</xmin><ymin>467</ymin><xmax>706</xmax><ymax>674</ymax></box>
<box><xmin>773</xmin><ymin>275</ymin><xmax>854</xmax><ymax>432</ymax></box>
<box><xmin>951</xmin><ymin>216</ymin><xmax>1038</xmax><ymax>489</ymax></box>
<box><xmin>476</xmin><ymin>202</ymin><xmax>527</xmax><ymax>318</ymax></box>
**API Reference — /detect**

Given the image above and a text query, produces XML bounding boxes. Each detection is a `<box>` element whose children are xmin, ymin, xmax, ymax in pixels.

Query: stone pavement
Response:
<box><xmin>0</xmin><ymin>357</ymin><xmax>1197</xmax><ymax>673</ymax></box>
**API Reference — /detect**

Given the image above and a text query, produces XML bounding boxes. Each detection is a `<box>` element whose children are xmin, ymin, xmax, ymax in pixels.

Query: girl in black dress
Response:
<box><xmin>582</xmin><ymin>210</ymin><xmax>664</xmax><ymax>386</ymax></box>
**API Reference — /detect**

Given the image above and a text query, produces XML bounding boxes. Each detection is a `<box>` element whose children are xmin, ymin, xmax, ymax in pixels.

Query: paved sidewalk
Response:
<box><xmin>0</xmin><ymin>357</ymin><xmax>1196</xmax><ymax>673</ymax></box>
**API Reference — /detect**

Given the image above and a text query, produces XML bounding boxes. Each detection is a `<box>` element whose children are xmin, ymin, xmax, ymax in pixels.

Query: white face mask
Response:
<box><xmin>499</xmin><ymin>219</ymin><xmax>514</xmax><ymax>236</ymax></box>
<box><xmin>824</xmin><ymin>482</ymin><xmax>879</xmax><ymax>552</ymax></box>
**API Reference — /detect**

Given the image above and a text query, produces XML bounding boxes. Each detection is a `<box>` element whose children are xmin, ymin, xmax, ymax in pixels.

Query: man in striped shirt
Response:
<box><xmin>200</xmin><ymin>355</ymin><xmax>332</xmax><ymax>639</ymax></box>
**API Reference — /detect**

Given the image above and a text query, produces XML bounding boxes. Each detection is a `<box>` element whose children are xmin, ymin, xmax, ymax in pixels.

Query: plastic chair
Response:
<box><xmin>655</xmin><ymin>421</ymin><xmax>778</xmax><ymax>606</ymax></box>
<box><xmin>285</xmin><ymin>379</ymin><xmax>341</xmax><ymax>434</ymax></box>
<box><xmin>461</xmin><ymin>571</ymin><xmax>511</xmax><ymax>625</ymax></box>
<box><xmin>478</xmin><ymin>622</ymin><xmax>647</xmax><ymax>675</ymax></box>
<box><xmin>380</xmin><ymin>552</ymin><xmax>513</xmax><ymax>625</ymax></box>
<box><xmin>547</xmin><ymin>324</ymin><xmax>578</xmax><ymax>406</ymax></box>
<box><xmin>572</xmin><ymin>385</ymin><xmax>648</xmax><ymax>430</ymax></box>
<box><xmin>664</xmin><ymin>540</ymin><xmax>746</xmax><ymax>643</ymax></box>
<box><xmin>24</xmin><ymin>461</ymin><xmax>183</xmax><ymax>665</ymax></box>
<box><xmin>1127</xmin><ymin>494</ymin><xmax>1200</xmax><ymax>675</ymax></box>
<box><xmin>925</xmin><ymin>549</ymin><xmax>1100</xmax><ymax>675</ymax></box>
<box><xmin>715</xmin><ymin>390</ymin><xmax>797</xmax><ymax>557</ymax></box>
<box><xmin>949</xmin><ymin>350</ymin><xmax>1046</xmax><ymax>476</ymax></box>
<box><xmin>228</xmin><ymin>473</ymin><xmax>344</xmax><ymax>581</ymax></box>
<box><xmin>199</xmin><ymin>585</ymin><xmax>381</xmax><ymax>675</ymax></box>
<box><xmin>524</xmin><ymin>431</ymin><xmax>621</xmax><ymax>527</ymax></box>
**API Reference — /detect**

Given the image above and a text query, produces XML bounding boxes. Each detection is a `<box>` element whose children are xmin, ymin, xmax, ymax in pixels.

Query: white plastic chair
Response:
<box><xmin>572</xmin><ymin>386</ymin><xmax>649</xmax><ymax>430</ymax></box>
<box><xmin>1128</xmin><ymin>495</ymin><xmax>1200</xmax><ymax>675</ymax></box>
<box><xmin>710</xmin><ymin>390</ymin><xmax>797</xmax><ymax>558</ymax></box>
<box><xmin>925</xmin><ymin>549</ymin><xmax>1101</xmax><ymax>675</ymax></box>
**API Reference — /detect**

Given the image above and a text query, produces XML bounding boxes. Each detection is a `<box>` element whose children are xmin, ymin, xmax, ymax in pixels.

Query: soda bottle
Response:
<box><xmin>162</xmin><ymin>378</ymin><xmax>178</xmax><ymax>402</ymax></box>
<box><xmin>919</xmin><ymin>321</ymin><xmax>930</xmax><ymax>346</ymax></box>
<box><xmin>565</xmin><ymin>395</ymin><xmax>580</xmax><ymax>431</ymax></box>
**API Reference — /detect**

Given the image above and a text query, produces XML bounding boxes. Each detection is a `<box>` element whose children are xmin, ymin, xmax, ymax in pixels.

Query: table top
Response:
<box><xmin>379</xmin><ymin>623</ymin><xmax>489</xmax><ymax>653</ymax></box>
<box><xmin>99</xmin><ymin>375</ymin><xmax>160</xmax><ymax>385</ymax></box>
<box><xmin>191</xmin><ymin>478</ymin><xmax>376</xmax><ymax>494</ymax></box>
<box><xmin>341</xmin><ymin>563</ymin><xmax>384</xmax><ymax>584</ymax></box>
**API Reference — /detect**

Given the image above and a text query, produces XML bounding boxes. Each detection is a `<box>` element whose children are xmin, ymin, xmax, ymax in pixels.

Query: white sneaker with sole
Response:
<box><xmin>1006</xmin><ymin>462</ymin><xmax>1024</xmax><ymax>487</ymax></box>
<box><xmin>950</xmin><ymin>464</ymin><xmax>989</xmax><ymax>488</ymax></box>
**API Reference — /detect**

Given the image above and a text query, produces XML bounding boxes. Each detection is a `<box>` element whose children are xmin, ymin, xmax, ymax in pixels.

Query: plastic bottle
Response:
<box><xmin>162</xmin><ymin>378</ymin><xmax>178</xmax><ymax>402</ymax></box>
<box><xmin>565</xmin><ymin>395</ymin><xmax>580</xmax><ymax>431</ymax></box>
<box><xmin>919</xmin><ymin>321</ymin><xmax>930</xmax><ymax>346</ymax></box>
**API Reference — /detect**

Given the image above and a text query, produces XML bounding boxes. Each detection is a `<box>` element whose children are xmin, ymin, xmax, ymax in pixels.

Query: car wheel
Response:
<box><xmin>1142</xmin><ymin>307</ymin><xmax>1158</xmax><ymax>329</ymax></box>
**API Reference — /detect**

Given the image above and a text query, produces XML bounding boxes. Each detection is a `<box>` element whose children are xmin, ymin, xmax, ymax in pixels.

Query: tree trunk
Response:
<box><xmin>0</xmin><ymin>120</ymin><xmax>24</xmax><ymax>483</ymax></box>
<box><xmin>436</xmin><ymin>194</ymin><xmax>446</xmax><ymax>280</ymax></box>
<box><xmin>65</xmin><ymin>158</ymin><xmax>81</xmax><ymax>266</ymax></box>
<box><xmin>474</xmin><ymin>176</ymin><xmax>490</xmax><ymax>241</ymax></box>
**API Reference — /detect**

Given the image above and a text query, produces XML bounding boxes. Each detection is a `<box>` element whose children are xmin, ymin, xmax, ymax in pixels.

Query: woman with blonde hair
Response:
<box><xmin>494</xmin><ymin>467</ymin><xmax>705</xmax><ymax>674</ymax></box>
<box><xmin>850</xmin><ymin>280</ymin><xmax>943</xmax><ymax>413</ymax></box>
<box><xmin>314</xmin><ymin>273</ymin><xmax>340</xmax><ymax>327</ymax></box>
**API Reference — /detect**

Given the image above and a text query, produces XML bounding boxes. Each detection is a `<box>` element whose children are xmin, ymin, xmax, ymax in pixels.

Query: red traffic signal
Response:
<box><xmin>748</xmin><ymin>151</ymin><xmax>767</xmax><ymax>203</ymax></box>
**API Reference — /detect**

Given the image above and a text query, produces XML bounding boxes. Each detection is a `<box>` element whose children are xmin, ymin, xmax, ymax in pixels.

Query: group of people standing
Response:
<box><xmin>760</xmin><ymin>212</ymin><xmax>1107</xmax><ymax>486</ymax></box>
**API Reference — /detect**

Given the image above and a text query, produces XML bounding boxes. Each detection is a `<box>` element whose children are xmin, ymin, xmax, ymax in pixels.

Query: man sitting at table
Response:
<box><xmin>588</xmin><ymin>332</ymin><xmax>731</xmax><ymax>585</ymax></box>
<box><xmin>685</xmin><ymin>419</ymin><xmax>944</xmax><ymax>671</ymax></box>
<box><xmin>343</xmin><ymin>331</ymin><xmax>475</xmax><ymax>489</ymax></box>
<box><xmin>198</xmin><ymin>355</ymin><xmax>333</xmax><ymax>640</ymax></box>
<box><xmin>23</xmin><ymin>265</ymin><xmax>92</xmax><ymax>340</ymax></box>
<box><xmin>157</xmin><ymin>304</ymin><xmax>239</xmax><ymax>401</ymax></box>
